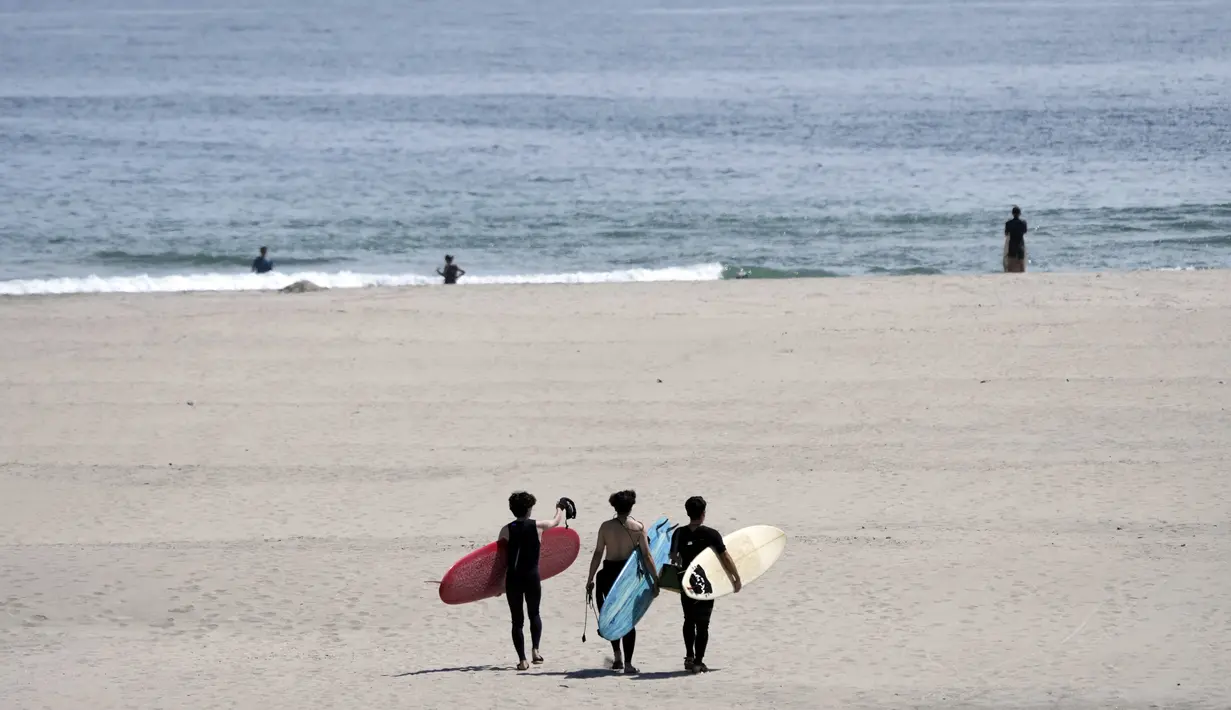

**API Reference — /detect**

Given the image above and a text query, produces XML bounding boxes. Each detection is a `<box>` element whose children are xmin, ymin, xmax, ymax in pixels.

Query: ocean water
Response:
<box><xmin>1</xmin><ymin>0</ymin><xmax>1229</xmax><ymax>294</ymax></box>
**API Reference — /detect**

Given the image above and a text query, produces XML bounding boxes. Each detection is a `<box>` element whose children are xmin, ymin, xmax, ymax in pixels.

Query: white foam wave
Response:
<box><xmin>0</xmin><ymin>263</ymin><xmax>725</xmax><ymax>296</ymax></box>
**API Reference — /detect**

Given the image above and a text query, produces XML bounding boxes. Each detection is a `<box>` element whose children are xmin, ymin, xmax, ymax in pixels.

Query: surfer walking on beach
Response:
<box><xmin>1003</xmin><ymin>206</ymin><xmax>1028</xmax><ymax>273</ymax></box>
<box><xmin>585</xmin><ymin>490</ymin><xmax>659</xmax><ymax>675</ymax></box>
<box><xmin>670</xmin><ymin>496</ymin><xmax>741</xmax><ymax>674</ymax></box>
<box><xmin>499</xmin><ymin>491</ymin><xmax>566</xmax><ymax>671</ymax></box>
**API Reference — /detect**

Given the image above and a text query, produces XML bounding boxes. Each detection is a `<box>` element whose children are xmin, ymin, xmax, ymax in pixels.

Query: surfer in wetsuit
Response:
<box><xmin>498</xmin><ymin>491</ymin><xmax>566</xmax><ymax>670</ymax></box>
<box><xmin>1003</xmin><ymin>206</ymin><xmax>1028</xmax><ymax>273</ymax></box>
<box><xmin>670</xmin><ymin>496</ymin><xmax>741</xmax><ymax>674</ymax></box>
<box><xmin>436</xmin><ymin>254</ymin><xmax>465</xmax><ymax>284</ymax></box>
<box><xmin>584</xmin><ymin>489</ymin><xmax>660</xmax><ymax>675</ymax></box>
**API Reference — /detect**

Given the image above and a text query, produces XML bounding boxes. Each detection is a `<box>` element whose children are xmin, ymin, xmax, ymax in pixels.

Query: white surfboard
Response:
<box><xmin>681</xmin><ymin>525</ymin><xmax>786</xmax><ymax>601</ymax></box>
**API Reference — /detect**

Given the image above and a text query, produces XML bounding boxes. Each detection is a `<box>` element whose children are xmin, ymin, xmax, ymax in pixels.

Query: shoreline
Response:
<box><xmin>0</xmin><ymin>264</ymin><xmax>1225</xmax><ymax>300</ymax></box>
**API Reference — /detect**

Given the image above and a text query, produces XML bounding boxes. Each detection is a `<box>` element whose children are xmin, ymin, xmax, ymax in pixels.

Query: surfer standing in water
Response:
<box><xmin>670</xmin><ymin>496</ymin><xmax>741</xmax><ymax>674</ymax></box>
<box><xmin>584</xmin><ymin>489</ymin><xmax>660</xmax><ymax>675</ymax></box>
<box><xmin>1003</xmin><ymin>206</ymin><xmax>1028</xmax><ymax>273</ymax></box>
<box><xmin>251</xmin><ymin>246</ymin><xmax>273</xmax><ymax>274</ymax></box>
<box><xmin>499</xmin><ymin>491</ymin><xmax>566</xmax><ymax>671</ymax></box>
<box><xmin>437</xmin><ymin>254</ymin><xmax>465</xmax><ymax>284</ymax></box>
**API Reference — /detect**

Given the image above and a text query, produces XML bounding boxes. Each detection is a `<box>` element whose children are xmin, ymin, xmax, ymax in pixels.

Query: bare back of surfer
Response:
<box><xmin>584</xmin><ymin>489</ymin><xmax>659</xmax><ymax>674</ymax></box>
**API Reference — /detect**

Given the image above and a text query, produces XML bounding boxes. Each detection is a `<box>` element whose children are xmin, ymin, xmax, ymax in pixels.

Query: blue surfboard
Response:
<box><xmin>597</xmin><ymin>516</ymin><xmax>674</xmax><ymax>641</ymax></box>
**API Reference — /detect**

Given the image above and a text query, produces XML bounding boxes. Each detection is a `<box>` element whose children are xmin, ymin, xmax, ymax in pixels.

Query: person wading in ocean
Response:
<box><xmin>251</xmin><ymin>246</ymin><xmax>274</xmax><ymax>274</ymax></box>
<box><xmin>1003</xmin><ymin>206</ymin><xmax>1028</xmax><ymax>273</ymax></box>
<box><xmin>584</xmin><ymin>489</ymin><xmax>660</xmax><ymax>675</ymax></box>
<box><xmin>437</xmin><ymin>254</ymin><xmax>465</xmax><ymax>284</ymax></box>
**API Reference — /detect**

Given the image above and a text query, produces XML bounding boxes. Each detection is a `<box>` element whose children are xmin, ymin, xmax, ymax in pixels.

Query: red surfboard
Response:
<box><xmin>438</xmin><ymin>527</ymin><xmax>581</xmax><ymax>605</ymax></box>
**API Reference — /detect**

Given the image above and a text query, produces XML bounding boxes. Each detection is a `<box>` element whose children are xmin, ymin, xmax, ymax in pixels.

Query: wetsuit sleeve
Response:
<box><xmin>706</xmin><ymin>528</ymin><xmax>726</xmax><ymax>555</ymax></box>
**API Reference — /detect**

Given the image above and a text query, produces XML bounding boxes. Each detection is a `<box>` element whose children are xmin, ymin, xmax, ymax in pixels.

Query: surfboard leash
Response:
<box><xmin>582</xmin><ymin>587</ymin><xmax>591</xmax><ymax>642</ymax></box>
<box><xmin>582</xmin><ymin>586</ymin><xmax>599</xmax><ymax>643</ymax></box>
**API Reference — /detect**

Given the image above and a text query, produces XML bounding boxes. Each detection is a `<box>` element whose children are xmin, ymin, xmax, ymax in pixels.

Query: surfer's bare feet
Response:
<box><xmin>623</xmin><ymin>665</ymin><xmax>640</xmax><ymax>675</ymax></box>
<box><xmin>532</xmin><ymin>651</ymin><xmax>544</xmax><ymax>665</ymax></box>
<box><xmin>516</xmin><ymin>660</ymin><xmax>530</xmax><ymax>671</ymax></box>
<box><xmin>684</xmin><ymin>656</ymin><xmax>694</xmax><ymax>671</ymax></box>
<box><xmin>611</xmin><ymin>658</ymin><xmax>624</xmax><ymax>671</ymax></box>
<box><xmin>692</xmin><ymin>661</ymin><xmax>709</xmax><ymax>674</ymax></box>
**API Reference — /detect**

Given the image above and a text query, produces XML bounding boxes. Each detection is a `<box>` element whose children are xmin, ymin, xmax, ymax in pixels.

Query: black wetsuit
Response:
<box><xmin>440</xmin><ymin>263</ymin><xmax>461</xmax><ymax>284</ymax></box>
<box><xmin>595</xmin><ymin>555</ymin><xmax>637</xmax><ymax>664</ymax></box>
<box><xmin>672</xmin><ymin>524</ymin><xmax>726</xmax><ymax>664</ymax></box>
<box><xmin>504</xmin><ymin>519</ymin><xmax>542</xmax><ymax>661</ymax></box>
<box><xmin>1005</xmin><ymin>217</ymin><xmax>1028</xmax><ymax>260</ymax></box>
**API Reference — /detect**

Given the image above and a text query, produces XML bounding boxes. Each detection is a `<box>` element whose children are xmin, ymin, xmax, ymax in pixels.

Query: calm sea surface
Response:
<box><xmin>1</xmin><ymin>0</ymin><xmax>1229</xmax><ymax>293</ymax></box>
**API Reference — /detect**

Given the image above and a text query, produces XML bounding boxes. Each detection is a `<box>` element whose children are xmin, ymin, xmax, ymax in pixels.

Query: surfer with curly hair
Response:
<box><xmin>585</xmin><ymin>489</ymin><xmax>660</xmax><ymax>674</ymax></box>
<box><xmin>671</xmin><ymin>496</ymin><xmax>741</xmax><ymax>674</ymax></box>
<box><xmin>499</xmin><ymin>491</ymin><xmax>566</xmax><ymax>670</ymax></box>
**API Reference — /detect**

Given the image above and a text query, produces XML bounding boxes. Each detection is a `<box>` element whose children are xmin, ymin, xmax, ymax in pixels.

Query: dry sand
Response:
<box><xmin>2</xmin><ymin>271</ymin><xmax>1229</xmax><ymax>709</ymax></box>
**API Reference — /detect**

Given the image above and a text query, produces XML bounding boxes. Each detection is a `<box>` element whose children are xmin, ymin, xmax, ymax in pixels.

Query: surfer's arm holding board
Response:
<box><xmin>718</xmin><ymin>549</ymin><xmax>742</xmax><ymax>593</ymax></box>
<box><xmin>637</xmin><ymin>531</ymin><xmax>661</xmax><ymax>596</ymax></box>
<box><xmin>683</xmin><ymin>527</ymin><xmax>742</xmax><ymax>593</ymax></box>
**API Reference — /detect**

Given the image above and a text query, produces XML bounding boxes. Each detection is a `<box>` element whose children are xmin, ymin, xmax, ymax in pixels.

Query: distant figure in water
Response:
<box><xmin>251</xmin><ymin>246</ymin><xmax>274</xmax><ymax>274</ymax></box>
<box><xmin>1003</xmin><ymin>206</ymin><xmax>1028</xmax><ymax>273</ymax></box>
<box><xmin>437</xmin><ymin>254</ymin><xmax>465</xmax><ymax>284</ymax></box>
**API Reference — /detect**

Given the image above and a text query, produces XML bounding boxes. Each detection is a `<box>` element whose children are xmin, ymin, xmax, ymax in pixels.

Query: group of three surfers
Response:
<box><xmin>497</xmin><ymin>490</ymin><xmax>743</xmax><ymax>675</ymax></box>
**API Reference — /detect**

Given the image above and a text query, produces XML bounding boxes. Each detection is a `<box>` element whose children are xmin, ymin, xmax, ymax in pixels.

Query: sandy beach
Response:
<box><xmin>2</xmin><ymin>271</ymin><xmax>1229</xmax><ymax>710</ymax></box>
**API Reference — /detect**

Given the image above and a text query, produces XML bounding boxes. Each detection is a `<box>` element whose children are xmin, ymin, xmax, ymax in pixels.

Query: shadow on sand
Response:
<box><xmin>520</xmin><ymin>668</ymin><xmax>615</xmax><ymax>680</ymax></box>
<box><xmin>630</xmin><ymin>669</ymin><xmax>705</xmax><ymax>680</ymax></box>
<box><xmin>393</xmin><ymin>665</ymin><xmax>711</xmax><ymax>680</ymax></box>
<box><xmin>390</xmin><ymin>665</ymin><xmax>512</xmax><ymax>677</ymax></box>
